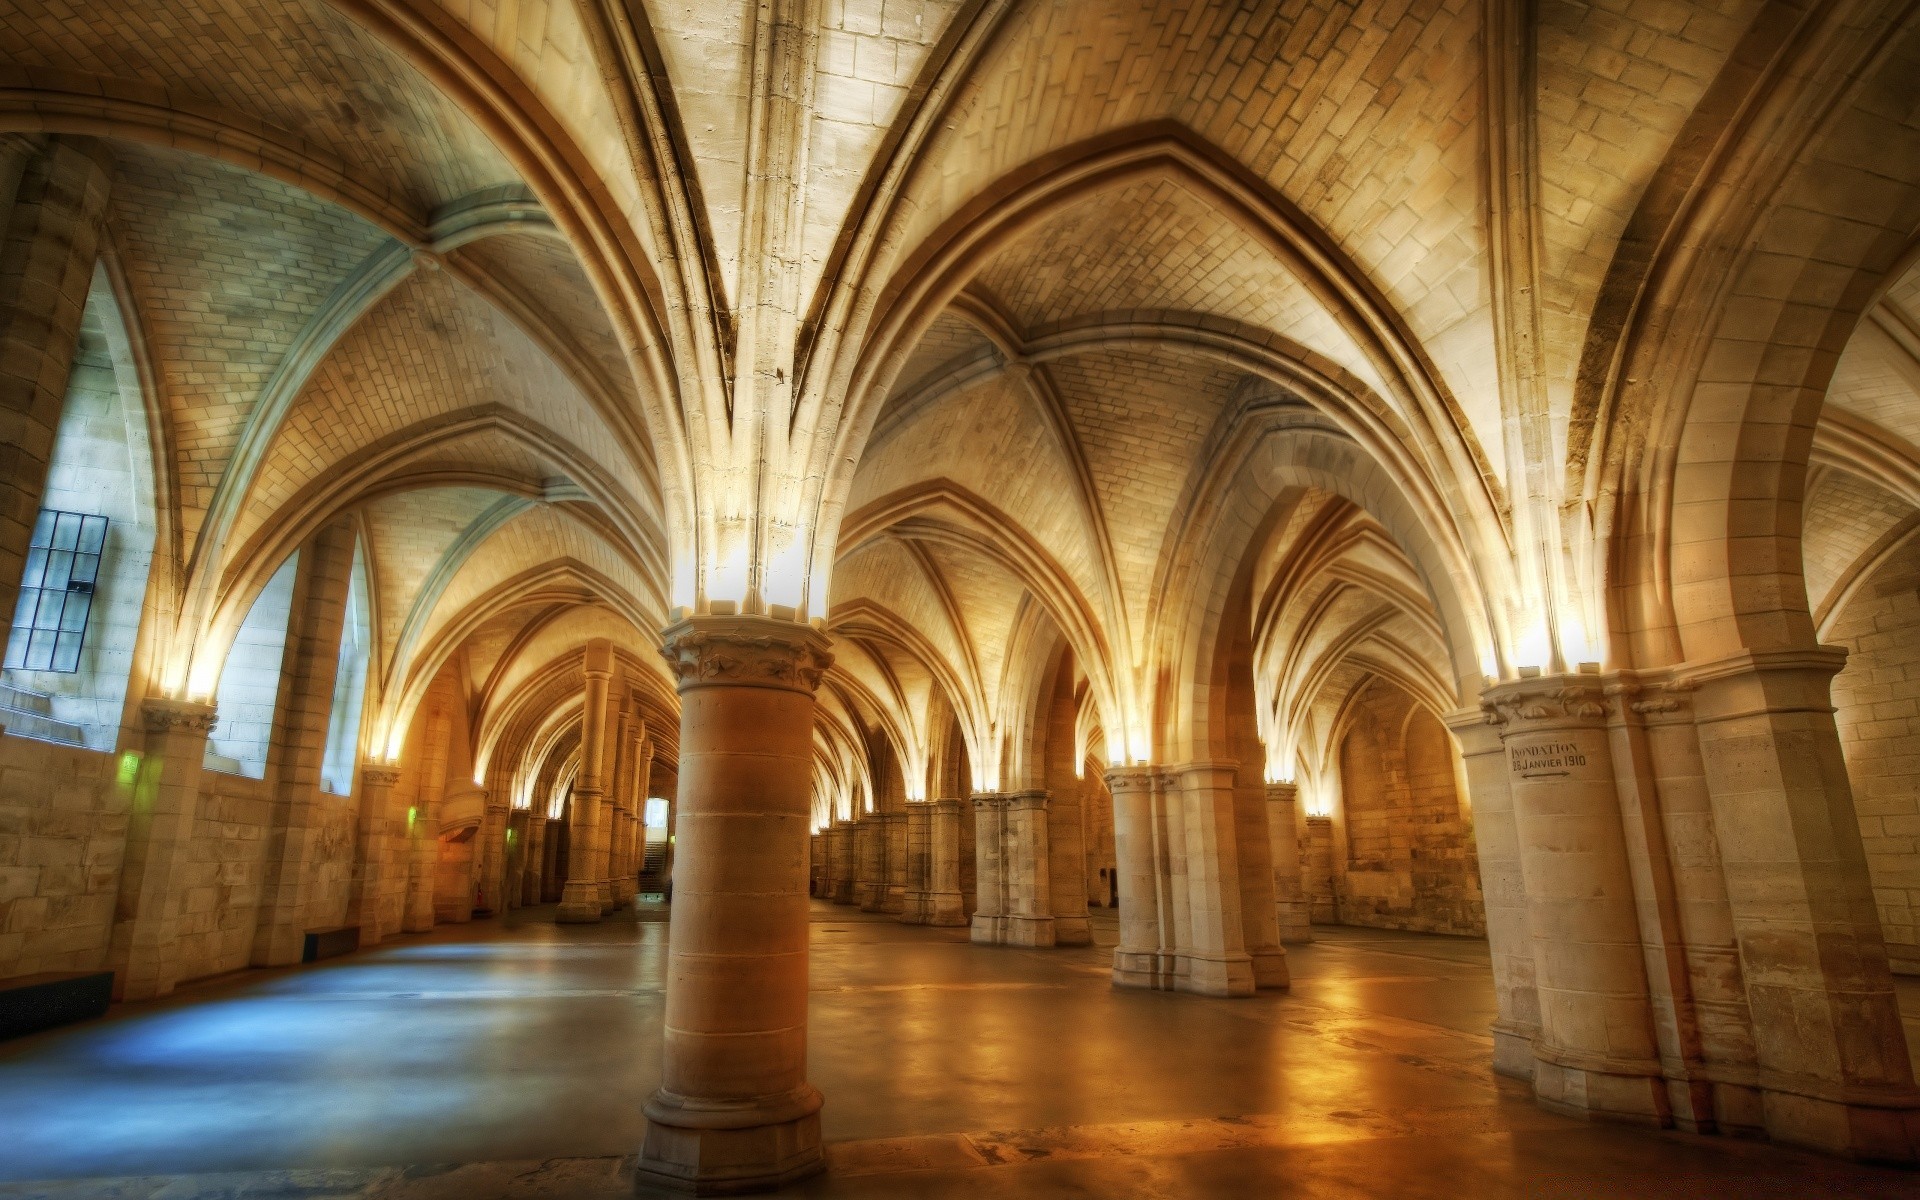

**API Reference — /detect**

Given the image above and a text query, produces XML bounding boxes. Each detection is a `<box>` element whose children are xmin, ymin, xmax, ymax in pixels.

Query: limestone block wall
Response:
<box><xmin>1333</xmin><ymin>681</ymin><xmax>1484</xmax><ymax>936</ymax></box>
<box><xmin>1828</xmin><ymin>533</ymin><xmax>1920</xmax><ymax>975</ymax></box>
<box><xmin>173</xmin><ymin>770</ymin><xmax>271</xmax><ymax>982</ymax></box>
<box><xmin>0</xmin><ymin>735</ymin><xmax>125</xmax><ymax>976</ymax></box>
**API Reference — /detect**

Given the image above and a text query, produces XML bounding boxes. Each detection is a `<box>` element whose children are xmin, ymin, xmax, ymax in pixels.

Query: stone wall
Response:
<box><xmin>0</xmin><ymin>734</ymin><xmax>124</xmax><ymax>976</ymax></box>
<box><xmin>1829</xmin><ymin>532</ymin><xmax>1920</xmax><ymax>975</ymax></box>
<box><xmin>1333</xmin><ymin>680</ymin><xmax>1484</xmax><ymax>936</ymax></box>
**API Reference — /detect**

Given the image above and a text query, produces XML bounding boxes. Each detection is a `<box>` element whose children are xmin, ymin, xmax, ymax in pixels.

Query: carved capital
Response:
<box><xmin>1264</xmin><ymin>781</ymin><xmax>1300</xmax><ymax>805</ymax></box>
<box><xmin>361</xmin><ymin>764</ymin><xmax>404</xmax><ymax>788</ymax></box>
<box><xmin>1002</xmin><ymin>788</ymin><xmax>1050</xmax><ymax>812</ymax></box>
<box><xmin>1102</xmin><ymin>764</ymin><xmax>1159</xmax><ymax>795</ymax></box>
<box><xmin>141</xmin><ymin>697</ymin><xmax>217</xmax><ymax>735</ymax></box>
<box><xmin>659</xmin><ymin>615</ymin><xmax>833</xmax><ymax>695</ymax></box>
<box><xmin>1480</xmin><ymin>676</ymin><xmax>1609</xmax><ymax>727</ymax></box>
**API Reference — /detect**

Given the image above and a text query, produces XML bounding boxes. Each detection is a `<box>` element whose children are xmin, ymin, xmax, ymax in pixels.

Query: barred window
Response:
<box><xmin>6</xmin><ymin>509</ymin><xmax>108</xmax><ymax>674</ymax></box>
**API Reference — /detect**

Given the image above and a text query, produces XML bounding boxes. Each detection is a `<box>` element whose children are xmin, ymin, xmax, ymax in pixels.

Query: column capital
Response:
<box><xmin>1165</xmin><ymin>759</ymin><xmax>1238</xmax><ymax>786</ymax></box>
<box><xmin>971</xmin><ymin>791</ymin><xmax>1008</xmax><ymax>811</ymax></box>
<box><xmin>1102</xmin><ymin>763</ymin><xmax>1161</xmax><ymax>794</ymax></box>
<box><xmin>1001</xmin><ymin>788</ymin><xmax>1049</xmax><ymax>811</ymax></box>
<box><xmin>1264</xmin><ymin>781</ymin><xmax>1299</xmax><ymax>804</ymax></box>
<box><xmin>141</xmin><ymin>696</ymin><xmax>217</xmax><ymax>735</ymax></box>
<box><xmin>360</xmin><ymin>763</ymin><xmax>403</xmax><ymax>788</ymax></box>
<box><xmin>659</xmin><ymin>614</ymin><xmax>833</xmax><ymax>695</ymax></box>
<box><xmin>930</xmin><ymin>796</ymin><xmax>964</xmax><ymax>814</ymax></box>
<box><xmin>1670</xmin><ymin>644</ymin><xmax>1851</xmax><ymax>726</ymax></box>
<box><xmin>1480</xmin><ymin>672</ymin><xmax>1610</xmax><ymax>731</ymax></box>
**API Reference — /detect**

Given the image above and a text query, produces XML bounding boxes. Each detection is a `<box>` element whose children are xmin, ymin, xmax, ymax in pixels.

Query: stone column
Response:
<box><xmin>880</xmin><ymin>810</ymin><xmax>907</xmax><ymax>914</ymax></box>
<box><xmin>404</xmin><ymin>714</ymin><xmax>450</xmax><ymax>933</ymax></box>
<box><xmin>855</xmin><ymin>816</ymin><xmax>883</xmax><ymax>911</ymax></box>
<box><xmin>1108</xmin><ymin>766</ymin><xmax>1168</xmax><ymax>990</ymax></box>
<box><xmin>351</xmin><ymin>764</ymin><xmax>402</xmax><ymax>944</ymax></box>
<box><xmin>1170</xmin><ymin>762</ymin><xmax>1255</xmax><ymax>997</ymax></box>
<box><xmin>559</xmin><ymin>643</ymin><xmax>614</xmax><ymax>923</ymax></box>
<box><xmin>928</xmin><ymin>798</ymin><xmax>966</xmax><ymax>926</ymax></box>
<box><xmin>1233</xmin><ymin>773</ymin><xmax>1287</xmax><ymax>987</ymax></box>
<box><xmin>252</xmin><ymin>520</ymin><xmax>356</xmax><ymax>967</ymax></box>
<box><xmin>970</xmin><ymin>793</ymin><xmax>1008</xmax><ymax>945</ymax></box>
<box><xmin>1485</xmin><ymin>674</ymin><xmax>1666</xmax><ymax>1123</ymax></box>
<box><xmin>899</xmin><ymin>802</ymin><xmax>933</xmax><ymax>923</ymax></box>
<box><xmin>0</xmin><ymin>138</ymin><xmax>112</xmax><ymax>670</ymax></box>
<box><xmin>593</xmin><ymin>685</ymin><xmax>620</xmax><ymax>915</ymax></box>
<box><xmin>524</xmin><ymin>813</ymin><xmax>548</xmax><ymax>906</ymax></box>
<box><xmin>1002</xmin><ymin>790</ymin><xmax>1057</xmax><ymax>947</ymax></box>
<box><xmin>1047</xmin><ymin>778</ymin><xmax>1092</xmax><ymax>946</ymax></box>
<box><xmin>1264</xmin><ymin>783</ymin><xmax>1313</xmax><ymax>944</ymax></box>
<box><xmin>635</xmin><ymin>614</ymin><xmax>833</xmax><ymax>1194</ymax></box>
<box><xmin>830</xmin><ymin>820</ymin><xmax>857</xmax><ymax>904</ymax></box>
<box><xmin>1445</xmin><ymin>707</ymin><xmax>1540</xmax><ymax>1080</ymax></box>
<box><xmin>477</xmin><ymin>791</ymin><xmax>510</xmax><ymax>916</ymax></box>
<box><xmin>628</xmin><ymin>735</ymin><xmax>656</xmax><ymax>909</ymax></box>
<box><xmin>108</xmin><ymin>698</ymin><xmax>217</xmax><ymax>1000</ymax></box>
<box><xmin>1678</xmin><ymin>648</ymin><xmax>1920</xmax><ymax>1161</ymax></box>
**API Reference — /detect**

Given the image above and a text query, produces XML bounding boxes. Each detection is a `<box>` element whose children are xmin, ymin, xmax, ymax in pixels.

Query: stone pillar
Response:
<box><xmin>1446</xmin><ymin>707</ymin><xmax>1540</xmax><ymax>1080</ymax></box>
<box><xmin>899</xmin><ymin>802</ymin><xmax>933</xmax><ymax>923</ymax></box>
<box><xmin>477</xmin><ymin>791</ymin><xmax>510</xmax><ymax>916</ymax></box>
<box><xmin>928</xmin><ymin>798</ymin><xmax>966</xmax><ymax>926</ymax></box>
<box><xmin>1485</xmin><ymin>674</ymin><xmax>1666</xmax><ymax>1123</ymax></box>
<box><xmin>351</xmin><ymin>764</ymin><xmax>402</xmax><ymax>944</ymax></box>
<box><xmin>0</xmin><ymin>138</ymin><xmax>112</xmax><ymax>671</ymax></box>
<box><xmin>1677</xmin><ymin>648</ymin><xmax>1920</xmax><ymax>1161</ymax></box>
<box><xmin>855</xmin><ymin>816</ymin><xmax>883</xmax><ymax>911</ymax></box>
<box><xmin>524</xmin><ymin>813</ymin><xmax>548</xmax><ymax>906</ymax></box>
<box><xmin>108</xmin><ymin>698</ymin><xmax>217</xmax><ymax>1000</ymax></box>
<box><xmin>880</xmin><ymin>810</ymin><xmax>907</xmax><ymax>914</ymax></box>
<box><xmin>829</xmin><ymin>820</ymin><xmax>856</xmax><ymax>904</ymax></box>
<box><xmin>404</xmin><ymin>714</ymin><xmax>450</xmax><ymax>933</ymax></box>
<box><xmin>628</xmin><ymin>735</ymin><xmax>656</xmax><ymax>909</ymax></box>
<box><xmin>593</xmin><ymin>686</ymin><xmax>620</xmax><ymax>915</ymax></box>
<box><xmin>559</xmin><ymin>643</ymin><xmax>614</xmax><ymax>923</ymax></box>
<box><xmin>636</xmin><ymin>614</ymin><xmax>833</xmax><ymax>1194</ymax></box>
<box><xmin>1264</xmin><ymin>783</ymin><xmax>1312</xmax><ymax>944</ymax></box>
<box><xmin>1170</xmin><ymin>762</ymin><xmax>1255</xmax><ymax>997</ymax></box>
<box><xmin>1000</xmin><ymin>790</ymin><xmax>1056</xmax><ymax>947</ymax></box>
<box><xmin>252</xmin><ymin>520</ymin><xmax>356</xmax><ymax>967</ymax></box>
<box><xmin>970</xmin><ymin>793</ymin><xmax>1007</xmax><ymax>945</ymax></box>
<box><xmin>1108</xmin><ymin>766</ymin><xmax>1169</xmax><ymax>990</ymax></box>
<box><xmin>1233</xmin><ymin>773</ymin><xmax>1287</xmax><ymax>987</ymax></box>
<box><xmin>1047</xmin><ymin>778</ymin><xmax>1092</xmax><ymax>946</ymax></box>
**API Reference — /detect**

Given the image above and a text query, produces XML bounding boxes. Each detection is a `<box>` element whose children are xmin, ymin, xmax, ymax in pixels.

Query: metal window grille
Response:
<box><xmin>6</xmin><ymin>509</ymin><xmax>107</xmax><ymax>673</ymax></box>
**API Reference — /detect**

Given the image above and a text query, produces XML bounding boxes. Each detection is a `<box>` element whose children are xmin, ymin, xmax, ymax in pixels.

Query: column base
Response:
<box><xmin>897</xmin><ymin>890</ymin><xmax>930</xmax><ymax>924</ymax></box>
<box><xmin>1175</xmin><ymin>950</ymin><xmax>1255</xmax><ymax>997</ymax></box>
<box><xmin>1052</xmin><ymin>915</ymin><xmax>1092</xmax><ymax>946</ymax></box>
<box><xmin>1112</xmin><ymin>948</ymin><xmax>1175</xmax><ymax>991</ymax></box>
<box><xmin>881</xmin><ymin>886</ymin><xmax>906</xmax><ymax>914</ymax></box>
<box><xmin>1277</xmin><ymin>902</ymin><xmax>1314</xmax><ymax>944</ymax></box>
<box><xmin>1249</xmin><ymin>946</ymin><xmax>1290</xmax><ymax>989</ymax></box>
<box><xmin>600</xmin><ymin>881</ymin><xmax>617</xmax><ymax>914</ymax></box>
<box><xmin>1532</xmin><ymin>1058</ymin><xmax>1670</xmax><ymax>1126</ymax></box>
<box><xmin>1491</xmin><ymin>1022</ymin><xmax>1537</xmax><ymax>1081</ymax></box>
<box><xmin>928</xmin><ymin>892</ymin><xmax>966</xmax><ymax>926</ymax></box>
<box><xmin>557</xmin><ymin>882</ymin><xmax>605</xmax><ymax>924</ymax></box>
<box><xmin>1759</xmin><ymin>1084</ymin><xmax>1920</xmax><ymax>1164</ymax></box>
<box><xmin>970</xmin><ymin>914</ymin><xmax>1006</xmax><ymax>944</ymax></box>
<box><xmin>1005</xmin><ymin>914</ymin><xmax>1056</xmax><ymax>947</ymax></box>
<box><xmin>635</xmin><ymin>1088</ymin><xmax>825</xmax><ymax>1196</ymax></box>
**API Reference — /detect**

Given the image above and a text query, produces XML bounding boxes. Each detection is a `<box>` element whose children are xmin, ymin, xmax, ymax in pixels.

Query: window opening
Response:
<box><xmin>6</xmin><ymin>509</ymin><xmax>108</xmax><ymax>673</ymax></box>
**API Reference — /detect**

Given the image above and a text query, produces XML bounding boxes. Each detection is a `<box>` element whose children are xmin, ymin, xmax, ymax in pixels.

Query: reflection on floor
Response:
<box><xmin>2</xmin><ymin>903</ymin><xmax>1916</xmax><ymax>1198</ymax></box>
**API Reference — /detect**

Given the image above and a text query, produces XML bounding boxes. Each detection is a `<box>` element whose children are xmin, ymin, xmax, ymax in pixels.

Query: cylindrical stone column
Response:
<box><xmin>353</xmin><ymin>764</ymin><xmax>402</xmax><ymax>944</ymax></box>
<box><xmin>928</xmin><ymin>798</ymin><xmax>966</xmax><ymax>926</ymax></box>
<box><xmin>881</xmin><ymin>810</ymin><xmax>907</xmax><ymax>914</ymax></box>
<box><xmin>829</xmin><ymin>820</ymin><xmax>857</xmax><ymax>904</ymax></box>
<box><xmin>1171</xmin><ymin>762</ymin><xmax>1254</xmax><ymax>997</ymax></box>
<box><xmin>635</xmin><ymin>614</ymin><xmax>833</xmax><ymax>1193</ymax></box>
<box><xmin>404</xmin><ymin>714</ymin><xmax>451</xmax><ymax>933</ymax></box>
<box><xmin>970</xmin><ymin>793</ymin><xmax>1007</xmax><ymax>945</ymax></box>
<box><xmin>1003</xmin><ymin>790</ymin><xmax>1056</xmax><ymax>947</ymax></box>
<box><xmin>558</xmin><ymin>644</ymin><xmax>613</xmax><ymax>923</ymax></box>
<box><xmin>899</xmin><ymin>802</ymin><xmax>933</xmax><ymax>923</ymax></box>
<box><xmin>1485</xmin><ymin>673</ymin><xmax>1666</xmax><ymax>1123</ymax></box>
<box><xmin>525</xmin><ymin>813</ymin><xmax>548</xmax><ymax>906</ymax></box>
<box><xmin>856</xmin><ymin>817</ymin><xmax>883</xmax><ymax>911</ymax></box>
<box><xmin>1264</xmin><ymin>782</ymin><xmax>1313</xmax><ymax>944</ymax></box>
<box><xmin>1107</xmin><ymin>766</ymin><xmax>1165</xmax><ymax>990</ymax></box>
<box><xmin>1445</xmin><ymin>707</ymin><xmax>1540</xmax><ymax>1080</ymax></box>
<box><xmin>478</xmin><ymin>792</ymin><xmax>510</xmax><ymax>916</ymax></box>
<box><xmin>1678</xmin><ymin>647</ymin><xmax>1920</xmax><ymax>1161</ymax></box>
<box><xmin>109</xmin><ymin>698</ymin><xmax>217</xmax><ymax>1000</ymax></box>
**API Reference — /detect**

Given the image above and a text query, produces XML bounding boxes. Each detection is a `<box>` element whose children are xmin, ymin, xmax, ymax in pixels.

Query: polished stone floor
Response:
<box><xmin>2</xmin><ymin>904</ymin><xmax>1917</xmax><ymax>1198</ymax></box>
